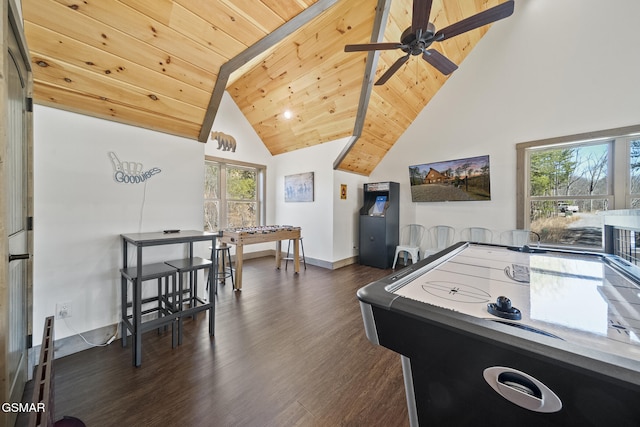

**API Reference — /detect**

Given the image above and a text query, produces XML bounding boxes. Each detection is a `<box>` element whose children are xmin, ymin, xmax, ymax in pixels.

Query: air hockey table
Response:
<box><xmin>357</xmin><ymin>242</ymin><xmax>640</xmax><ymax>426</ymax></box>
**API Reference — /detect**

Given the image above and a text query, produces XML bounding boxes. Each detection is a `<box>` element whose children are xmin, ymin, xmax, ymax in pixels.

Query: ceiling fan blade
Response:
<box><xmin>375</xmin><ymin>54</ymin><xmax>411</xmax><ymax>86</ymax></box>
<box><xmin>412</xmin><ymin>0</ymin><xmax>434</xmax><ymax>37</ymax></box>
<box><xmin>422</xmin><ymin>49</ymin><xmax>458</xmax><ymax>75</ymax></box>
<box><xmin>435</xmin><ymin>0</ymin><xmax>514</xmax><ymax>41</ymax></box>
<box><xmin>344</xmin><ymin>42</ymin><xmax>402</xmax><ymax>52</ymax></box>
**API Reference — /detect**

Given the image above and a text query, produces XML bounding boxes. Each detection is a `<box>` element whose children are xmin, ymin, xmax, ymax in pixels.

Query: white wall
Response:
<box><xmin>34</xmin><ymin>106</ymin><xmax>206</xmax><ymax>340</ymax></box>
<box><xmin>370</xmin><ymin>0</ymin><xmax>640</xmax><ymax>243</ymax></box>
<box><xmin>333</xmin><ymin>169</ymin><xmax>367</xmax><ymax>262</ymax></box>
<box><xmin>272</xmin><ymin>138</ymin><xmax>367</xmax><ymax>263</ymax></box>
<box><xmin>32</xmin><ymin>94</ymin><xmax>356</xmax><ymax>342</ymax></box>
<box><xmin>206</xmin><ymin>91</ymin><xmax>276</xmax><ymax>225</ymax></box>
<box><xmin>204</xmin><ymin>92</ymin><xmax>277</xmax><ymax>255</ymax></box>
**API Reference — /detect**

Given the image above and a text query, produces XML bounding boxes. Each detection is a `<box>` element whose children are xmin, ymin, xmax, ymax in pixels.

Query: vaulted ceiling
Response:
<box><xmin>23</xmin><ymin>0</ymin><xmax>509</xmax><ymax>175</ymax></box>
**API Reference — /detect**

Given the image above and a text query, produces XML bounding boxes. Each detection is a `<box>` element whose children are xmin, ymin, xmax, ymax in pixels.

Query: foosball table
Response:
<box><xmin>219</xmin><ymin>225</ymin><xmax>302</xmax><ymax>290</ymax></box>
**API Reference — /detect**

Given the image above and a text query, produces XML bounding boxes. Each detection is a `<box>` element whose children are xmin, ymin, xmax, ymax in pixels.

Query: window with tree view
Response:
<box><xmin>630</xmin><ymin>139</ymin><xmax>640</xmax><ymax>208</ymax></box>
<box><xmin>519</xmin><ymin>128</ymin><xmax>640</xmax><ymax>250</ymax></box>
<box><xmin>204</xmin><ymin>158</ymin><xmax>264</xmax><ymax>231</ymax></box>
<box><xmin>527</xmin><ymin>142</ymin><xmax>610</xmax><ymax>248</ymax></box>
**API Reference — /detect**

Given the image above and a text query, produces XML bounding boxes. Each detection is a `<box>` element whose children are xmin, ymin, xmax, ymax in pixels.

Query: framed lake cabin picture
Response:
<box><xmin>408</xmin><ymin>155</ymin><xmax>491</xmax><ymax>202</ymax></box>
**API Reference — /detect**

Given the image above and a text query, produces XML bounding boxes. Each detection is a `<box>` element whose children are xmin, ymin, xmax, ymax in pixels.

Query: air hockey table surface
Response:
<box><xmin>357</xmin><ymin>242</ymin><xmax>640</xmax><ymax>426</ymax></box>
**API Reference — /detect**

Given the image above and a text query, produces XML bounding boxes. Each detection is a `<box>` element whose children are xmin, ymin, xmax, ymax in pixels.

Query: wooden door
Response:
<box><xmin>2</xmin><ymin>4</ymin><xmax>32</xmax><ymax>426</ymax></box>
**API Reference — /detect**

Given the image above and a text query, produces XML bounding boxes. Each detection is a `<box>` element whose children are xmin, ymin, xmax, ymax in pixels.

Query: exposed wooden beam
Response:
<box><xmin>9</xmin><ymin>0</ymin><xmax>32</xmax><ymax>72</ymax></box>
<box><xmin>198</xmin><ymin>0</ymin><xmax>342</xmax><ymax>142</ymax></box>
<box><xmin>333</xmin><ymin>0</ymin><xmax>392</xmax><ymax>169</ymax></box>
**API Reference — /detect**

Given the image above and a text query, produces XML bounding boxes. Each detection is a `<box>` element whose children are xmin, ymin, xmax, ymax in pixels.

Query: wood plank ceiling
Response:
<box><xmin>23</xmin><ymin>0</ymin><xmax>507</xmax><ymax>176</ymax></box>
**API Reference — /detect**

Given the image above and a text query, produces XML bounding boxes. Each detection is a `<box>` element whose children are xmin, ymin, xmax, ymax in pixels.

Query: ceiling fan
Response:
<box><xmin>345</xmin><ymin>0</ymin><xmax>515</xmax><ymax>85</ymax></box>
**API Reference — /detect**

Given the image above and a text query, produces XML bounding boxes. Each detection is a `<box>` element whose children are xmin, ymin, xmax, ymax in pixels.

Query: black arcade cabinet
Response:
<box><xmin>359</xmin><ymin>182</ymin><xmax>399</xmax><ymax>269</ymax></box>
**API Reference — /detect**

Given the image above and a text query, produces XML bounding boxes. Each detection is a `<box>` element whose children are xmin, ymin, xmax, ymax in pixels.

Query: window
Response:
<box><xmin>517</xmin><ymin>125</ymin><xmax>640</xmax><ymax>249</ymax></box>
<box><xmin>204</xmin><ymin>157</ymin><xmax>265</xmax><ymax>231</ymax></box>
<box><xmin>629</xmin><ymin>138</ymin><xmax>640</xmax><ymax>207</ymax></box>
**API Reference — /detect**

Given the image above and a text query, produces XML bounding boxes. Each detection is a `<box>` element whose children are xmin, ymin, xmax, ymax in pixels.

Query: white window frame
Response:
<box><xmin>516</xmin><ymin>124</ymin><xmax>640</xmax><ymax>248</ymax></box>
<box><xmin>204</xmin><ymin>156</ymin><xmax>266</xmax><ymax>230</ymax></box>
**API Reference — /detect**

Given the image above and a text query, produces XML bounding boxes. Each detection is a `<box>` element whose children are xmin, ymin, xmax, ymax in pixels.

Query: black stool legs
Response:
<box><xmin>217</xmin><ymin>245</ymin><xmax>234</xmax><ymax>287</ymax></box>
<box><xmin>207</xmin><ymin>244</ymin><xmax>234</xmax><ymax>292</ymax></box>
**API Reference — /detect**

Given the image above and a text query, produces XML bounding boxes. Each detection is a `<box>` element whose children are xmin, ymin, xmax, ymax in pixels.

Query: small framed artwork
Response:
<box><xmin>285</xmin><ymin>172</ymin><xmax>314</xmax><ymax>202</ymax></box>
<box><xmin>340</xmin><ymin>184</ymin><xmax>347</xmax><ymax>200</ymax></box>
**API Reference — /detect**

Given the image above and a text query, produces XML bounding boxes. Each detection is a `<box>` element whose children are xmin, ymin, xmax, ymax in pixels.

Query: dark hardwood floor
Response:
<box><xmin>22</xmin><ymin>258</ymin><xmax>409</xmax><ymax>427</ymax></box>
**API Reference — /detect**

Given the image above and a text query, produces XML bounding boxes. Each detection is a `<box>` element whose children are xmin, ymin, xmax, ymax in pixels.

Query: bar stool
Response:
<box><xmin>210</xmin><ymin>243</ymin><xmax>234</xmax><ymax>289</ymax></box>
<box><xmin>164</xmin><ymin>257</ymin><xmax>213</xmax><ymax>345</ymax></box>
<box><xmin>285</xmin><ymin>237</ymin><xmax>306</xmax><ymax>270</ymax></box>
<box><xmin>120</xmin><ymin>262</ymin><xmax>179</xmax><ymax>365</ymax></box>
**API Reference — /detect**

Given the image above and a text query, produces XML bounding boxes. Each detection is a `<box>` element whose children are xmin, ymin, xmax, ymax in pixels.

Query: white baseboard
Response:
<box><xmin>28</xmin><ymin>322</ymin><xmax>118</xmax><ymax>379</ymax></box>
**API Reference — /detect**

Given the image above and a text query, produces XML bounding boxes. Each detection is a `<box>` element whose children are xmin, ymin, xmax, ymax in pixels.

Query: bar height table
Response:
<box><xmin>121</xmin><ymin>230</ymin><xmax>219</xmax><ymax>366</ymax></box>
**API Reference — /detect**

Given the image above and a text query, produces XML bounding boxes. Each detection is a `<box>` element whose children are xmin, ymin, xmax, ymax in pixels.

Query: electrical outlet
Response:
<box><xmin>56</xmin><ymin>302</ymin><xmax>72</xmax><ymax>319</ymax></box>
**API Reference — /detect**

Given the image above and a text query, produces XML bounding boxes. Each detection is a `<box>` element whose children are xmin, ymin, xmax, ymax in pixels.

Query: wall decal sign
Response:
<box><xmin>211</xmin><ymin>131</ymin><xmax>237</xmax><ymax>152</ymax></box>
<box><xmin>109</xmin><ymin>151</ymin><xmax>161</xmax><ymax>184</ymax></box>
